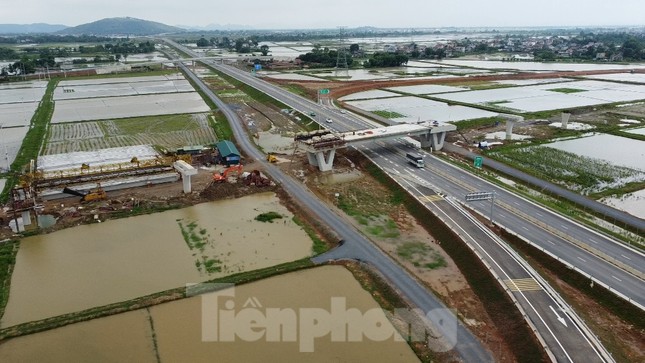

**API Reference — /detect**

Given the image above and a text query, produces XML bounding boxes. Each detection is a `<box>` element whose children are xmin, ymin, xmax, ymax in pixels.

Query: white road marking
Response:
<box><xmin>612</xmin><ymin>275</ymin><xmax>622</xmax><ymax>282</ymax></box>
<box><xmin>577</xmin><ymin>257</ymin><xmax>586</xmax><ymax>263</ymax></box>
<box><xmin>522</xmin><ymin>226</ymin><xmax>530</xmax><ymax>231</ymax></box>
<box><xmin>561</xmin><ymin>224</ymin><xmax>569</xmax><ymax>230</ymax></box>
<box><xmin>535</xmin><ymin>212</ymin><xmax>543</xmax><ymax>217</ymax></box>
<box><xmin>588</xmin><ymin>238</ymin><xmax>598</xmax><ymax>244</ymax></box>
<box><xmin>621</xmin><ymin>254</ymin><xmax>631</xmax><ymax>261</ymax></box>
<box><xmin>547</xmin><ymin>240</ymin><xmax>556</xmax><ymax>245</ymax></box>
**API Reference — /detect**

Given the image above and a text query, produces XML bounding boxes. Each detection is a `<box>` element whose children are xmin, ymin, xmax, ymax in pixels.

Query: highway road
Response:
<box><xmin>164</xmin><ymin>40</ymin><xmax>619</xmax><ymax>362</ymax></box>
<box><xmin>180</xmin><ymin>48</ymin><xmax>645</xmax><ymax>311</ymax></box>
<box><xmin>173</xmin><ymin>59</ymin><xmax>494</xmax><ymax>362</ymax></box>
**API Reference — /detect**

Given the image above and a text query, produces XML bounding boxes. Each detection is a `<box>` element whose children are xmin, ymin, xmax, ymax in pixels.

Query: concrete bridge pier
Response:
<box><xmin>505</xmin><ymin>120</ymin><xmax>516</xmax><ymax>140</ymax></box>
<box><xmin>419</xmin><ymin>131</ymin><xmax>447</xmax><ymax>151</ymax></box>
<box><xmin>174</xmin><ymin>160</ymin><xmax>198</xmax><ymax>193</ymax></box>
<box><xmin>307</xmin><ymin>149</ymin><xmax>336</xmax><ymax>172</ymax></box>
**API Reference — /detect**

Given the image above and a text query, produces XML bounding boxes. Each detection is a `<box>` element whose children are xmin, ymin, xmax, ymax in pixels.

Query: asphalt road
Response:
<box><xmin>357</xmin><ymin>141</ymin><xmax>610</xmax><ymax>362</ymax></box>
<box><xmin>165</xmin><ymin>40</ymin><xmax>620</xmax><ymax>361</ymax></box>
<box><xmin>199</xmin><ymin>57</ymin><xmax>645</xmax><ymax>310</ymax></box>
<box><xmin>444</xmin><ymin>144</ymin><xmax>645</xmax><ymax>232</ymax></box>
<box><xmin>173</xmin><ymin>57</ymin><xmax>494</xmax><ymax>362</ymax></box>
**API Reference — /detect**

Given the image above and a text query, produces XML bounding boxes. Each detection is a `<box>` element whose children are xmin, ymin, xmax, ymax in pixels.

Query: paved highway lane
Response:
<box><xmin>172</xmin><ymin>56</ymin><xmax>494</xmax><ymax>362</ymax></box>
<box><xmin>361</xmin><ymin>142</ymin><xmax>610</xmax><ymax>362</ymax></box>
<box><xmin>368</xmin><ymin>140</ymin><xmax>645</xmax><ymax>307</ymax></box>
<box><xmin>165</xmin><ymin>40</ymin><xmax>616</xmax><ymax>361</ymax></box>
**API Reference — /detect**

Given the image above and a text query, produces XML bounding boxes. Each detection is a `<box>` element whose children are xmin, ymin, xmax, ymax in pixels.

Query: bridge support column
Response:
<box><xmin>561</xmin><ymin>112</ymin><xmax>571</xmax><ymax>129</ymax></box>
<box><xmin>419</xmin><ymin>131</ymin><xmax>446</xmax><ymax>151</ymax></box>
<box><xmin>174</xmin><ymin>161</ymin><xmax>198</xmax><ymax>193</ymax></box>
<box><xmin>505</xmin><ymin>120</ymin><xmax>516</xmax><ymax>140</ymax></box>
<box><xmin>307</xmin><ymin>149</ymin><xmax>336</xmax><ymax>172</ymax></box>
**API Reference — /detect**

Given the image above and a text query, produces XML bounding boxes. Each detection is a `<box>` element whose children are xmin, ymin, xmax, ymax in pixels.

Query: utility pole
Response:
<box><xmin>335</xmin><ymin>26</ymin><xmax>349</xmax><ymax>78</ymax></box>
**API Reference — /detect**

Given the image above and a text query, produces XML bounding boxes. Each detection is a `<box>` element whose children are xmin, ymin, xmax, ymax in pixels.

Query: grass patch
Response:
<box><xmin>292</xmin><ymin>216</ymin><xmax>329</xmax><ymax>255</ymax></box>
<box><xmin>453</xmin><ymin>116</ymin><xmax>500</xmax><ymax>131</ymax></box>
<box><xmin>372</xmin><ymin>110</ymin><xmax>406</xmax><ymax>119</ymax></box>
<box><xmin>208</xmin><ymin>67</ymin><xmax>290</xmax><ymax>109</ymax></box>
<box><xmin>112</xmin><ymin>114</ymin><xmax>201</xmax><ymax>134</ymax></box>
<box><xmin>1</xmin><ymin>79</ymin><xmax>56</xmax><ymax>203</ymax></box>
<box><xmin>209</xmin><ymin>111</ymin><xmax>234</xmax><ymax>141</ymax></box>
<box><xmin>0</xmin><ymin>240</ymin><xmax>19</xmax><ymax>320</ymax></box>
<box><xmin>396</xmin><ymin>241</ymin><xmax>447</xmax><ymax>270</ymax></box>
<box><xmin>255</xmin><ymin>211</ymin><xmax>283</xmax><ymax>223</ymax></box>
<box><xmin>281</xmin><ymin>84</ymin><xmax>310</xmax><ymax>98</ymax></box>
<box><xmin>548</xmin><ymin>88</ymin><xmax>586</xmax><ymax>94</ymax></box>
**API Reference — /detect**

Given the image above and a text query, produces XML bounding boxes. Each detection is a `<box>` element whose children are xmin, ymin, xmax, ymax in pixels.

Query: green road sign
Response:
<box><xmin>319</xmin><ymin>89</ymin><xmax>330</xmax><ymax>95</ymax></box>
<box><xmin>474</xmin><ymin>156</ymin><xmax>483</xmax><ymax>168</ymax></box>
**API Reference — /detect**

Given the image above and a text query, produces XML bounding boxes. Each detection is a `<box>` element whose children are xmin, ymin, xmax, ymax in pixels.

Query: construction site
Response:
<box><xmin>0</xmin><ymin>72</ymin><xmax>275</xmax><ymax>238</ymax></box>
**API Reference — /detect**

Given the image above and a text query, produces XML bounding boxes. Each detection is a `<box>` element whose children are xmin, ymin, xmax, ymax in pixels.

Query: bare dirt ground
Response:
<box><xmin>0</xmin><ymin>160</ymin><xmax>270</xmax><ymax>240</ymax></box>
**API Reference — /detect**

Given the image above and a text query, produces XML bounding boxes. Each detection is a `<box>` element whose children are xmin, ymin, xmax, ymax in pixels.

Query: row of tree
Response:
<box><xmin>297</xmin><ymin>45</ymin><xmax>354</xmax><ymax>68</ymax></box>
<box><xmin>193</xmin><ymin>36</ymin><xmax>271</xmax><ymax>55</ymax></box>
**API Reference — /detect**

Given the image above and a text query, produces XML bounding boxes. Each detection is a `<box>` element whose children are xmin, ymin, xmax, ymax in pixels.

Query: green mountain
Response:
<box><xmin>58</xmin><ymin>17</ymin><xmax>183</xmax><ymax>36</ymax></box>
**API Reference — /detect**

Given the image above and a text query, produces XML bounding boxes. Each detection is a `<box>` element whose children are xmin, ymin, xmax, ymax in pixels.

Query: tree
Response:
<box><xmin>196</xmin><ymin>37</ymin><xmax>210</xmax><ymax>47</ymax></box>
<box><xmin>349</xmin><ymin>43</ymin><xmax>359</xmax><ymax>54</ymax></box>
<box><xmin>260</xmin><ymin>45</ymin><xmax>270</xmax><ymax>56</ymax></box>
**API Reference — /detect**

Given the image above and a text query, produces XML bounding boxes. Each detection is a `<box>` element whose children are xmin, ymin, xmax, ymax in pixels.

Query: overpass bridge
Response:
<box><xmin>296</xmin><ymin>122</ymin><xmax>456</xmax><ymax>171</ymax></box>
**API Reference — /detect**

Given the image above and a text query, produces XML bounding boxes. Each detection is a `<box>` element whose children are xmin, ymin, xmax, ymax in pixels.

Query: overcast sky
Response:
<box><xmin>2</xmin><ymin>0</ymin><xmax>644</xmax><ymax>29</ymax></box>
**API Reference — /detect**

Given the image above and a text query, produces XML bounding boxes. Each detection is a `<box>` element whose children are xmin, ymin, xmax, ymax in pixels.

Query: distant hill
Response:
<box><xmin>0</xmin><ymin>23</ymin><xmax>68</xmax><ymax>34</ymax></box>
<box><xmin>58</xmin><ymin>17</ymin><xmax>184</xmax><ymax>36</ymax></box>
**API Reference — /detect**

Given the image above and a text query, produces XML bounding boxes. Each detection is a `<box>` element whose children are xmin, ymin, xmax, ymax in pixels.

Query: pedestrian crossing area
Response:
<box><xmin>504</xmin><ymin>278</ymin><xmax>542</xmax><ymax>292</ymax></box>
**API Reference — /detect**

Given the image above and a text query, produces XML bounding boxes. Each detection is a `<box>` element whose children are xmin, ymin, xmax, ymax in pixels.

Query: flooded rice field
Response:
<box><xmin>338</xmin><ymin>89</ymin><xmax>402</xmax><ymax>101</ymax></box>
<box><xmin>625</xmin><ymin>126</ymin><xmax>645</xmax><ymax>136</ymax></box>
<box><xmin>1</xmin><ymin>193</ymin><xmax>312</xmax><ymax>327</ymax></box>
<box><xmin>547</xmin><ymin>133</ymin><xmax>645</xmax><ymax>171</ymax></box>
<box><xmin>585</xmin><ymin>72</ymin><xmax>645</xmax><ymax>84</ymax></box>
<box><xmin>51</xmin><ymin>92</ymin><xmax>210</xmax><ymax>123</ymax></box>
<box><xmin>601</xmin><ymin>189</ymin><xmax>645</xmax><ymax>220</ymax></box>
<box><xmin>346</xmin><ymin>96</ymin><xmax>497</xmax><ymax>122</ymax></box>
<box><xmin>435</xmin><ymin>59</ymin><xmax>645</xmax><ymax>72</ymax></box>
<box><xmin>435</xmin><ymin>80</ymin><xmax>645</xmax><ymax>112</ymax></box>
<box><xmin>0</xmin><ymin>266</ymin><xmax>418</xmax><ymax>363</ymax></box>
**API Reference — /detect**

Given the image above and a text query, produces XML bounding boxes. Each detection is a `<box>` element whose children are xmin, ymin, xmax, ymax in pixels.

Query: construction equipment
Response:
<box><xmin>62</xmin><ymin>183</ymin><xmax>107</xmax><ymax>202</ymax></box>
<box><xmin>266</xmin><ymin>153</ymin><xmax>278</xmax><ymax>163</ymax></box>
<box><xmin>244</xmin><ymin>170</ymin><xmax>271</xmax><ymax>186</ymax></box>
<box><xmin>212</xmin><ymin>164</ymin><xmax>243</xmax><ymax>183</ymax></box>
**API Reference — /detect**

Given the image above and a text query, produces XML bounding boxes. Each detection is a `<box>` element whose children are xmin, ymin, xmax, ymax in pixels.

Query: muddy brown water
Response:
<box><xmin>0</xmin><ymin>266</ymin><xmax>419</xmax><ymax>362</ymax></box>
<box><xmin>1</xmin><ymin>193</ymin><xmax>312</xmax><ymax>327</ymax></box>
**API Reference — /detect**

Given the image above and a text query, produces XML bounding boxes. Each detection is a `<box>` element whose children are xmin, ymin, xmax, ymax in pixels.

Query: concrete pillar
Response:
<box><xmin>174</xmin><ymin>160</ymin><xmax>198</xmax><ymax>194</ymax></box>
<box><xmin>21</xmin><ymin>210</ymin><xmax>31</xmax><ymax>230</ymax></box>
<box><xmin>307</xmin><ymin>151</ymin><xmax>318</xmax><ymax>166</ymax></box>
<box><xmin>561</xmin><ymin>112</ymin><xmax>571</xmax><ymax>129</ymax></box>
<box><xmin>304</xmin><ymin>149</ymin><xmax>336</xmax><ymax>172</ymax></box>
<box><xmin>315</xmin><ymin>149</ymin><xmax>336</xmax><ymax>172</ymax></box>
<box><xmin>182</xmin><ymin>175</ymin><xmax>193</xmax><ymax>193</ymax></box>
<box><xmin>505</xmin><ymin>120</ymin><xmax>516</xmax><ymax>140</ymax></box>
<box><xmin>419</xmin><ymin>132</ymin><xmax>446</xmax><ymax>151</ymax></box>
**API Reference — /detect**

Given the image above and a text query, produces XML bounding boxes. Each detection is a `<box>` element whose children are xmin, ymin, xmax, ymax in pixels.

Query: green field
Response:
<box><xmin>43</xmin><ymin>114</ymin><xmax>217</xmax><ymax>155</ymax></box>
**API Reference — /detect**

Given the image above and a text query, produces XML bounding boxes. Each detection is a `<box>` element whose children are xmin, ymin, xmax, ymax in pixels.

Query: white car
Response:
<box><xmin>326</xmin><ymin>118</ymin><xmax>333</xmax><ymax>123</ymax></box>
<box><xmin>340</xmin><ymin>110</ymin><xmax>347</xmax><ymax>114</ymax></box>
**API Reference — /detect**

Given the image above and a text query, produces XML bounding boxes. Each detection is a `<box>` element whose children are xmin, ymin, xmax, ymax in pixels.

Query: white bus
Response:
<box><xmin>406</xmin><ymin>152</ymin><xmax>424</xmax><ymax>168</ymax></box>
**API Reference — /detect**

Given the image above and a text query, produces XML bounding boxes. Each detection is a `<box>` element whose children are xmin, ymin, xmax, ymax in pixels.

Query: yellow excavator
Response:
<box><xmin>266</xmin><ymin>153</ymin><xmax>278</xmax><ymax>163</ymax></box>
<box><xmin>62</xmin><ymin>183</ymin><xmax>107</xmax><ymax>202</ymax></box>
